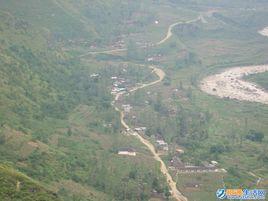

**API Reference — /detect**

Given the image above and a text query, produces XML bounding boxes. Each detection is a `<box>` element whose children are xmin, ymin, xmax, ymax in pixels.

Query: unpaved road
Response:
<box><xmin>113</xmin><ymin>66</ymin><xmax>187</xmax><ymax>201</ymax></box>
<box><xmin>129</xmin><ymin>66</ymin><xmax>165</xmax><ymax>92</ymax></box>
<box><xmin>200</xmin><ymin>65</ymin><xmax>268</xmax><ymax>104</ymax></box>
<box><xmin>259</xmin><ymin>27</ymin><xmax>268</xmax><ymax>37</ymax></box>
<box><xmin>80</xmin><ymin>15</ymin><xmax>203</xmax><ymax>56</ymax></box>
<box><xmin>83</xmin><ymin>14</ymin><xmax>205</xmax><ymax>201</ymax></box>
<box><xmin>157</xmin><ymin>15</ymin><xmax>203</xmax><ymax>45</ymax></box>
<box><xmin>79</xmin><ymin>11</ymin><xmax>268</xmax><ymax>201</ymax></box>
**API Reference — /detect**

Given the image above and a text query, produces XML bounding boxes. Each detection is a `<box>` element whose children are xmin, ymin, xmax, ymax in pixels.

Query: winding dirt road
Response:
<box><xmin>80</xmin><ymin>15</ymin><xmax>203</xmax><ymax>57</ymax></box>
<box><xmin>200</xmin><ymin>65</ymin><xmax>268</xmax><ymax>104</ymax></box>
<box><xmin>80</xmin><ymin>13</ymin><xmax>206</xmax><ymax>201</ymax></box>
<box><xmin>113</xmin><ymin>66</ymin><xmax>187</xmax><ymax>201</ymax></box>
<box><xmin>157</xmin><ymin>15</ymin><xmax>202</xmax><ymax>45</ymax></box>
<box><xmin>200</xmin><ymin>27</ymin><xmax>268</xmax><ymax>104</ymax></box>
<box><xmin>78</xmin><ymin>11</ymin><xmax>268</xmax><ymax>200</ymax></box>
<box><xmin>82</xmin><ymin>14</ymin><xmax>205</xmax><ymax>201</ymax></box>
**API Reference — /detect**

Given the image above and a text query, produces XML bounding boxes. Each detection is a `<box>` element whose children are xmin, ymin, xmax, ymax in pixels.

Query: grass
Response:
<box><xmin>176</xmin><ymin>173</ymin><xmax>225</xmax><ymax>201</ymax></box>
<box><xmin>114</xmin><ymin>3</ymin><xmax>268</xmax><ymax>200</ymax></box>
<box><xmin>0</xmin><ymin>1</ymin><xmax>172</xmax><ymax>199</ymax></box>
<box><xmin>1</xmin><ymin>0</ymin><xmax>268</xmax><ymax>200</ymax></box>
<box><xmin>246</xmin><ymin>71</ymin><xmax>268</xmax><ymax>90</ymax></box>
<box><xmin>0</xmin><ymin>164</ymin><xmax>60</xmax><ymax>201</ymax></box>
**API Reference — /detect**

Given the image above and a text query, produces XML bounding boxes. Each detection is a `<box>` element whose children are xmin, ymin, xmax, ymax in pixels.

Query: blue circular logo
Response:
<box><xmin>216</xmin><ymin>189</ymin><xmax>226</xmax><ymax>199</ymax></box>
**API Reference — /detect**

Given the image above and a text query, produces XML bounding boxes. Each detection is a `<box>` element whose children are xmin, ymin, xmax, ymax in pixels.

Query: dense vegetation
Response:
<box><xmin>246</xmin><ymin>71</ymin><xmax>268</xmax><ymax>90</ymax></box>
<box><xmin>1</xmin><ymin>0</ymin><xmax>268</xmax><ymax>201</ymax></box>
<box><xmin>0</xmin><ymin>164</ymin><xmax>60</xmax><ymax>201</ymax></box>
<box><xmin>118</xmin><ymin>1</ymin><xmax>268</xmax><ymax>200</ymax></box>
<box><xmin>0</xmin><ymin>1</ymin><xmax>169</xmax><ymax>200</ymax></box>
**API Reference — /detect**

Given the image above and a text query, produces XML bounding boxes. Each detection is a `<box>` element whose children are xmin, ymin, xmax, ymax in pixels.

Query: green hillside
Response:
<box><xmin>0</xmin><ymin>164</ymin><xmax>60</xmax><ymax>201</ymax></box>
<box><xmin>0</xmin><ymin>0</ymin><xmax>155</xmax><ymax>46</ymax></box>
<box><xmin>0</xmin><ymin>1</ymin><xmax>170</xmax><ymax>200</ymax></box>
<box><xmin>1</xmin><ymin>0</ymin><xmax>268</xmax><ymax>201</ymax></box>
<box><xmin>246</xmin><ymin>71</ymin><xmax>268</xmax><ymax>90</ymax></box>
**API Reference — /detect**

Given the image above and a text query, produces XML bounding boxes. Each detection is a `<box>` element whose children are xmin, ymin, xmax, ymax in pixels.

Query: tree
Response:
<box><xmin>164</xmin><ymin>186</ymin><xmax>171</xmax><ymax>199</ymax></box>
<box><xmin>179</xmin><ymin>81</ymin><xmax>184</xmax><ymax>90</ymax></box>
<box><xmin>0</xmin><ymin>134</ymin><xmax>5</xmax><ymax>145</ymax></box>
<box><xmin>246</xmin><ymin>130</ymin><xmax>264</xmax><ymax>142</ymax></box>
<box><xmin>127</xmin><ymin>40</ymin><xmax>138</xmax><ymax>60</ymax></box>
<box><xmin>129</xmin><ymin>169</ymin><xmax>137</xmax><ymax>180</ymax></box>
<box><xmin>178</xmin><ymin>113</ymin><xmax>188</xmax><ymax>137</ymax></box>
<box><xmin>67</xmin><ymin>128</ymin><xmax>72</xmax><ymax>136</ymax></box>
<box><xmin>210</xmin><ymin>144</ymin><xmax>225</xmax><ymax>154</ymax></box>
<box><xmin>154</xmin><ymin>93</ymin><xmax>163</xmax><ymax>112</ymax></box>
<box><xmin>152</xmin><ymin>177</ymin><xmax>162</xmax><ymax>192</ymax></box>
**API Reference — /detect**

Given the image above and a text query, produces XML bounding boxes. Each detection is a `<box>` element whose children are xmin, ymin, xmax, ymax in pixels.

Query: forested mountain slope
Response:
<box><xmin>0</xmin><ymin>0</ymin><xmax>154</xmax><ymax>45</ymax></box>
<box><xmin>0</xmin><ymin>1</ymin><xmax>168</xmax><ymax>200</ymax></box>
<box><xmin>2</xmin><ymin>0</ymin><xmax>268</xmax><ymax>201</ymax></box>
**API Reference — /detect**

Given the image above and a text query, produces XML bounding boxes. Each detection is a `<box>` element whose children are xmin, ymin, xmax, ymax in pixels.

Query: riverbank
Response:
<box><xmin>200</xmin><ymin>65</ymin><xmax>268</xmax><ymax>104</ymax></box>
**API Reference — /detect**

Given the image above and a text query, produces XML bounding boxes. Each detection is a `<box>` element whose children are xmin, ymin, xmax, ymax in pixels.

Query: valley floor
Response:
<box><xmin>200</xmin><ymin>65</ymin><xmax>268</xmax><ymax>105</ymax></box>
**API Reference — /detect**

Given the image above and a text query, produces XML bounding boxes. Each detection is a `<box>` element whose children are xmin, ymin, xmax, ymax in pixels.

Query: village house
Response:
<box><xmin>156</xmin><ymin>139</ymin><xmax>169</xmax><ymax>151</ymax></box>
<box><xmin>134</xmin><ymin>127</ymin><xmax>147</xmax><ymax>132</ymax></box>
<box><xmin>154</xmin><ymin>135</ymin><xmax>169</xmax><ymax>152</ymax></box>
<box><xmin>113</xmin><ymin>81</ymin><xmax>120</xmax><ymax>87</ymax></box>
<box><xmin>125</xmin><ymin>128</ymin><xmax>134</xmax><ymax>134</ymax></box>
<box><xmin>185</xmin><ymin>182</ymin><xmax>200</xmax><ymax>189</ymax></box>
<box><xmin>122</xmin><ymin>104</ymin><xmax>132</xmax><ymax>113</ymax></box>
<box><xmin>89</xmin><ymin>44</ymin><xmax>97</xmax><ymax>49</ymax></box>
<box><xmin>175</xmin><ymin>148</ymin><xmax>184</xmax><ymax>154</ymax></box>
<box><xmin>111</xmin><ymin>87</ymin><xmax>126</xmax><ymax>94</ymax></box>
<box><xmin>90</xmin><ymin>73</ymin><xmax>100</xmax><ymax>78</ymax></box>
<box><xmin>147</xmin><ymin>57</ymin><xmax>154</xmax><ymax>62</ymax></box>
<box><xmin>177</xmin><ymin>165</ymin><xmax>218</xmax><ymax>173</ymax></box>
<box><xmin>118</xmin><ymin>148</ymin><xmax>136</xmax><ymax>156</ymax></box>
<box><xmin>169</xmin><ymin>156</ymin><xmax>221</xmax><ymax>173</ymax></box>
<box><xmin>147</xmin><ymin>54</ymin><xmax>163</xmax><ymax>62</ymax></box>
<box><xmin>211</xmin><ymin>160</ymin><xmax>218</xmax><ymax>166</ymax></box>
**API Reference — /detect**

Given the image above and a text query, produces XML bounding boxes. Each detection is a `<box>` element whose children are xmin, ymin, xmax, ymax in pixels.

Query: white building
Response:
<box><xmin>118</xmin><ymin>148</ymin><xmax>136</xmax><ymax>156</ymax></box>
<box><xmin>211</xmin><ymin>161</ymin><xmax>218</xmax><ymax>166</ymax></box>
<box><xmin>122</xmin><ymin>104</ymin><xmax>132</xmax><ymax>113</ymax></box>
<box><xmin>156</xmin><ymin>140</ymin><xmax>169</xmax><ymax>151</ymax></box>
<box><xmin>90</xmin><ymin>73</ymin><xmax>99</xmax><ymax>78</ymax></box>
<box><xmin>134</xmin><ymin>127</ymin><xmax>146</xmax><ymax>132</ymax></box>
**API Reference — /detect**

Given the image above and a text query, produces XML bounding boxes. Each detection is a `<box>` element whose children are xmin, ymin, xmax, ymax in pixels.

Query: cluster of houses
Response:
<box><xmin>112</xmin><ymin>39</ymin><xmax>125</xmax><ymax>48</ymax></box>
<box><xmin>156</xmin><ymin>139</ymin><xmax>169</xmax><ymax>151</ymax></box>
<box><xmin>169</xmin><ymin>156</ymin><xmax>225</xmax><ymax>173</ymax></box>
<box><xmin>90</xmin><ymin>38</ymin><xmax>125</xmax><ymax>49</ymax></box>
<box><xmin>111</xmin><ymin>76</ymin><xmax>127</xmax><ymax>94</ymax></box>
<box><xmin>152</xmin><ymin>135</ymin><xmax>169</xmax><ymax>152</ymax></box>
<box><xmin>103</xmin><ymin>122</ymin><xmax>113</xmax><ymax>128</ymax></box>
<box><xmin>65</xmin><ymin>38</ymin><xmax>91</xmax><ymax>46</ymax></box>
<box><xmin>122</xmin><ymin>104</ymin><xmax>132</xmax><ymax>113</ymax></box>
<box><xmin>134</xmin><ymin>127</ymin><xmax>147</xmax><ymax>132</ymax></box>
<box><xmin>147</xmin><ymin>54</ymin><xmax>163</xmax><ymax>62</ymax></box>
